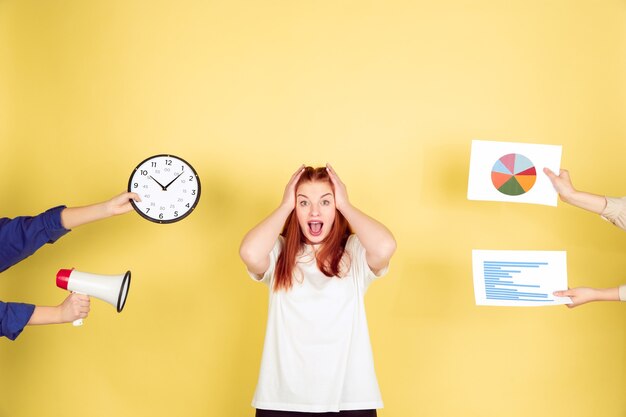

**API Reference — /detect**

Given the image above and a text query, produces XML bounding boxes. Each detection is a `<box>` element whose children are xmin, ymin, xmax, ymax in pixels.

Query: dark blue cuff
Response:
<box><xmin>0</xmin><ymin>302</ymin><xmax>35</xmax><ymax>340</ymax></box>
<box><xmin>42</xmin><ymin>205</ymin><xmax>70</xmax><ymax>242</ymax></box>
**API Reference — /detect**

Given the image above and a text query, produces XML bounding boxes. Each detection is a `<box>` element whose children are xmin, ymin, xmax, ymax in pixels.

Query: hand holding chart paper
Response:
<box><xmin>467</xmin><ymin>140</ymin><xmax>562</xmax><ymax>206</ymax></box>
<box><xmin>472</xmin><ymin>250</ymin><xmax>572</xmax><ymax>306</ymax></box>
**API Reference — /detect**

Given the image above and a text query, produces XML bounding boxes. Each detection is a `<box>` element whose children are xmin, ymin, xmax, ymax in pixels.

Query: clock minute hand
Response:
<box><xmin>149</xmin><ymin>175</ymin><xmax>167</xmax><ymax>190</ymax></box>
<box><xmin>163</xmin><ymin>171</ymin><xmax>185</xmax><ymax>190</ymax></box>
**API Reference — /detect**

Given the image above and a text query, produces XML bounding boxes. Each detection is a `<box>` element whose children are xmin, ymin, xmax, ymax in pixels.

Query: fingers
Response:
<box><xmin>325</xmin><ymin>163</ymin><xmax>342</xmax><ymax>185</ymax></box>
<box><xmin>543</xmin><ymin>168</ymin><xmax>569</xmax><ymax>180</ymax></box>
<box><xmin>543</xmin><ymin>167</ymin><xmax>556</xmax><ymax>178</ymax></box>
<box><xmin>118</xmin><ymin>191</ymin><xmax>141</xmax><ymax>203</ymax></box>
<box><xmin>294</xmin><ymin>164</ymin><xmax>305</xmax><ymax>175</ymax></box>
<box><xmin>287</xmin><ymin>165</ymin><xmax>306</xmax><ymax>186</ymax></box>
<box><xmin>68</xmin><ymin>293</ymin><xmax>91</xmax><ymax>319</ymax></box>
<box><xmin>553</xmin><ymin>289</ymin><xmax>573</xmax><ymax>297</ymax></box>
<box><xmin>326</xmin><ymin>163</ymin><xmax>337</xmax><ymax>178</ymax></box>
<box><xmin>127</xmin><ymin>192</ymin><xmax>141</xmax><ymax>203</ymax></box>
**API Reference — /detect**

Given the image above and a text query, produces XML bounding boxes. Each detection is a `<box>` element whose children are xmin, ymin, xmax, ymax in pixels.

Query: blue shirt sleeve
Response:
<box><xmin>0</xmin><ymin>301</ymin><xmax>35</xmax><ymax>340</ymax></box>
<box><xmin>0</xmin><ymin>205</ymin><xmax>69</xmax><ymax>272</ymax></box>
<box><xmin>0</xmin><ymin>205</ymin><xmax>70</xmax><ymax>339</ymax></box>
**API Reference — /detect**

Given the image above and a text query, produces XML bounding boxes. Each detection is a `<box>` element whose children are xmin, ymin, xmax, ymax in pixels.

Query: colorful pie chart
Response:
<box><xmin>491</xmin><ymin>153</ymin><xmax>537</xmax><ymax>196</ymax></box>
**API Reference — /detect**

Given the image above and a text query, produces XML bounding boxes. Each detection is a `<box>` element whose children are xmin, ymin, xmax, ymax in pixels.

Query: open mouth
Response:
<box><xmin>308</xmin><ymin>221</ymin><xmax>324</xmax><ymax>237</ymax></box>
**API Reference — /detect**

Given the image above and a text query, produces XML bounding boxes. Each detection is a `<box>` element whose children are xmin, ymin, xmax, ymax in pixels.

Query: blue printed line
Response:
<box><xmin>486</xmin><ymin>296</ymin><xmax>554</xmax><ymax>302</ymax></box>
<box><xmin>486</xmin><ymin>291</ymin><xmax>548</xmax><ymax>298</ymax></box>
<box><xmin>485</xmin><ymin>282</ymin><xmax>540</xmax><ymax>288</ymax></box>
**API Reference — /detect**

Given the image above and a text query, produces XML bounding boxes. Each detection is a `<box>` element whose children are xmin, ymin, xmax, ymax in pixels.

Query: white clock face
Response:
<box><xmin>128</xmin><ymin>154</ymin><xmax>201</xmax><ymax>224</ymax></box>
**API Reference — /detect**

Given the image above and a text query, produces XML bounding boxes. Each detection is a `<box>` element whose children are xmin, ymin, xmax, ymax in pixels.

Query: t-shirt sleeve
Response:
<box><xmin>0</xmin><ymin>301</ymin><xmax>35</xmax><ymax>340</ymax></box>
<box><xmin>619</xmin><ymin>285</ymin><xmax>626</xmax><ymax>302</ymax></box>
<box><xmin>601</xmin><ymin>197</ymin><xmax>626</xmax><ymax>231</ymax></box>
<box><xmin>346</xmin><ymin>234</ymin><xmax>389</xmax><ymax>291</ymax></box>
<box><xmin>0</xmin><ymin>205</ymin><xmax>70</xmax><ymax>272</ymax></box>
<box><xmin>247</xmin><ymin>237</ymin><xmax>283</xmax><ymax>286</ymax></box>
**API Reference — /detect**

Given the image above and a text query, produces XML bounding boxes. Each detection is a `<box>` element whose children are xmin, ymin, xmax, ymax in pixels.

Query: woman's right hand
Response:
<box><xmin>281</xmin><ymin>165</ymin><xmax>305</xmax><ymax>208</ymax></box>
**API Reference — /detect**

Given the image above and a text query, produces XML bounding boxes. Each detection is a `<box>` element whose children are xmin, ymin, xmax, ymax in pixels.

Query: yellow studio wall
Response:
<box><xmin>0</xmin><ymin>1</ymin><xmax>625</xmax><ymax>416</ymax></box>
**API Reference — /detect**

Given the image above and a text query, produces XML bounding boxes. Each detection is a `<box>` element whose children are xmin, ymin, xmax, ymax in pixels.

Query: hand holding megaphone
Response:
<box><xmin>56</xmin><ymin>268</ymin><xmax>131</xmax><ymax>326</ymax></box>
<box><xmin>59</xmin><ymin>293</ymin><xmax>91</xmax><ymax>326</ymax></box>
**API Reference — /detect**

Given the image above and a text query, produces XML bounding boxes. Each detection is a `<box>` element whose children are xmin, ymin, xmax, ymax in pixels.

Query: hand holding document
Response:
<box><xmin>467</xmin><ymin>140</ymin><xmax>562</xmax><ymax>206</ymax></box>
<box><xmin>472</xmin><ymin>250</ymin><xmax>572</xmax><ymax>306</ymax></box>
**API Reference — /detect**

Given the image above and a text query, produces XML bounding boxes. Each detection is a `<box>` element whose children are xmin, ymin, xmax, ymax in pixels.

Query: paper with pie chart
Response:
<box><xmin>467</xmin><ymin>140</ymin><xmax>562</xmax><ymax>206</ymax></box>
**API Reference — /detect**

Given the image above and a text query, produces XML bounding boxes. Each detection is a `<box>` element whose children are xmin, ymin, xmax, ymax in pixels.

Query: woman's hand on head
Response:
<box><xmin>281</xmin><ymin>165</ymin><xmax>305</xmax><ymax>209</ymax></box>
<box><xmin>326</xmin><ymin>163</ymin><xmax>350</xmax><ymax>212</ymax></box>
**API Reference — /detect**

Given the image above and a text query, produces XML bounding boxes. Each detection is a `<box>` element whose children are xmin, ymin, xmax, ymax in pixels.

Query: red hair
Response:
<box><xmin>274</xmin><ymin>166</ymin><xmax>352</xmax><ymax>291</ymax></box>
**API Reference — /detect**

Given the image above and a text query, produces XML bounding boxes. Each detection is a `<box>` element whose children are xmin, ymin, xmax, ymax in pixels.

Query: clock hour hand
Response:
<box><xmin>148</xmin><ymin>175</ymin><xmax>167</xmax><ymax>190</ymax></box>
<box><xmin>163</xmin><ymin>171</ymin><xmax>185</xmax><ymax>190</ymax></box>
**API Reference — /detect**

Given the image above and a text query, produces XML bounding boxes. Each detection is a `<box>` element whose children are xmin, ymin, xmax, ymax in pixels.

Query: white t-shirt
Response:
<box><xmin>248</xmin><ymin>234</ymin><xmax>386</xmax><ymax>412</ymax></box>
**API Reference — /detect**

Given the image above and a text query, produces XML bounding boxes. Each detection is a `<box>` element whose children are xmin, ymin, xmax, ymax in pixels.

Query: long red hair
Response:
<box><xmin>274</xmin><ymin>166</ymin><xmax>352</xmax><ymax>291</ymax></box>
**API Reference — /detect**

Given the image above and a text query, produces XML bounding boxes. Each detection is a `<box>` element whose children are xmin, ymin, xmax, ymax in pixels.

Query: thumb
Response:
<box><xmin>553</xmin><ymin>289</ymin><xmax>573</xmax><ymax>297</ymax></box>
<box><xmin>543</xmin><ymin>167</ymin><xmax>555</xmax><ymax>178</ymax></box>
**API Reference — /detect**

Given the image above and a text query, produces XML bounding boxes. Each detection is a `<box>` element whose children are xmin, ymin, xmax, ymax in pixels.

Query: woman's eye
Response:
<box><xmin>321</xmin><ymin>200</ymin><xmax>330</xmax><ymax>206</ymax></box>
<box><xmin>299</xmin><ymin>201</ymin><xmax>308</xmax><ymax>206</ymax></box>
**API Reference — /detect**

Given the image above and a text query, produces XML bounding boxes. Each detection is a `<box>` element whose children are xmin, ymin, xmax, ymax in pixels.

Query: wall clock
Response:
<box><xmin>128</xmin><ymin>154</ymin><xmax>201</xmax><ymax>223</ymax></box>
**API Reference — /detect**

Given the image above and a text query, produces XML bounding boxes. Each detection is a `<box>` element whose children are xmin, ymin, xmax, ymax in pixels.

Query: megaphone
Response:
<box><xmin>56</xmin><ymin>268</ymin><xmax>131</xmax><ymax>326</ymax></box>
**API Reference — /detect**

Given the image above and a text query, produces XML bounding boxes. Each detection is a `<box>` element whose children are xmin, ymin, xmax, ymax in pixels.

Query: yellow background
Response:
<box><xmin>1</xmin><ymin>1</ymin><xmax>625</xmax><ymax>416</ymax></box>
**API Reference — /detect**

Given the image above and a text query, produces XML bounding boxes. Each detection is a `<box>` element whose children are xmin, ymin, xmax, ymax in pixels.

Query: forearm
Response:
<box><xmin>60</xmin><ymin>202</ymin><xmax>111</xmax><ymax>229</ymax></box>
<box><xmin>240</xmin><ymin>204</ymin><xmax>292</xmax><ymax>271</ymax></box>
<box><xmin>339</xmin><ymin>204</ymin><xmax>396</xmax><ymax>269</ymax></box>
<box><xmin>27</xmin><ymin>306</ymin><xmax>62</xmax><ymax>325</ymax></box>
<box><xmin>60</xmin><ymin>192</ymin><xmax>138</xmax><ymax>230</ymax></box>
<box><xmin>562</xmin><ymin>191</ymin><xmax>607</xmax><ymax>215</ymax></box>
<box><xmin>593</xmin><ymin>287</ymin><xmax>621</xmax><ymax>302</ymax></box>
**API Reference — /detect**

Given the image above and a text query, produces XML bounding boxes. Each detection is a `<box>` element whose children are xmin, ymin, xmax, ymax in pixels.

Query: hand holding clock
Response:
<box><xmin>61</xmin><ymin>191</ymin><xmax>141</xmax><ymax>229</ymax></box>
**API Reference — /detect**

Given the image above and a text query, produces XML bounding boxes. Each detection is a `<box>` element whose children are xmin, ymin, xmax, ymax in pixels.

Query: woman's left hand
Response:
<box><xmin>326</xmin><ymin>163</ymin><xmax>350</xmax><ymax>212</ymax></box>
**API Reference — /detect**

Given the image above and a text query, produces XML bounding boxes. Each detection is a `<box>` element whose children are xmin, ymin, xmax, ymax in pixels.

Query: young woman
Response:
<box><xmin>0</xmin><ymin>191</ymin><xmax>140</xmax><ymax>339</ymax></box>
<box><xmin>240</xmin><ymin>164</ymin><xmax>396</xmax><ymax>417</ymax></box>
<box><xmin>544</xmin><ymin>168</ymin><xmax>626</xmax><ymax>307</ymax></box>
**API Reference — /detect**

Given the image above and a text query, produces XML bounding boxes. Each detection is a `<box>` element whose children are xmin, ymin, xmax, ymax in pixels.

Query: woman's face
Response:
<box><xmin>295</xmin><ymin>180</ymin><xmax>336</xmax><ymax>244</ymax></box>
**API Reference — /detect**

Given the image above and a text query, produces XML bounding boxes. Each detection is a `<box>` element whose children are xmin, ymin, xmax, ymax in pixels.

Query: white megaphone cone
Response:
<box><xmin>56</xmin><ymin>269</ymin><xmax>131</xmax><ymax>326</ymax></box>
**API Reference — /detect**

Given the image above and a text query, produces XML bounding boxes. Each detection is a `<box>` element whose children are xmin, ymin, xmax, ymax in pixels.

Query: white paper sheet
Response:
<box><xmin>467</xmin><ymin>139</ymin><xmax>562</xmax><ymax>206</ymax></box>
<box><xmin>472</xmin><ymin>250</ymin><xmax>572</xmax><ymax>306</ymax></box>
